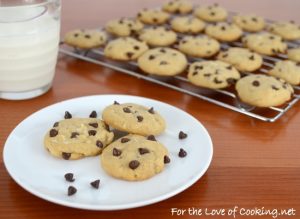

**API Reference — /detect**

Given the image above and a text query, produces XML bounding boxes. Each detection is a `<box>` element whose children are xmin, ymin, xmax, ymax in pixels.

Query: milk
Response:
<box><xmin>0</xmin><ymin>4</ymin><xmax>60</xmax><ymax>93</ymax></box>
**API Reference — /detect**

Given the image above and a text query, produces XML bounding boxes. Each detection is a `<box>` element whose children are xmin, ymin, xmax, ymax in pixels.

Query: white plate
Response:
<box><xmin>3</xmin><ymin>95</ymin><xmax>213</xmax><ymax>210</ymax></box>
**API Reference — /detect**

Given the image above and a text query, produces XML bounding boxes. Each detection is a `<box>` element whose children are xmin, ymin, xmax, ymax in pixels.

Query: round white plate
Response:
<box><xmin>3</xmin><ymin>95</ymin><xmax>213</xmax><ymax>210</ymax></box>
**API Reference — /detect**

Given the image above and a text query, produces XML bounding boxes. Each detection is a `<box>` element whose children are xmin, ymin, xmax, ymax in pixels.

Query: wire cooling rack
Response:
<box><xmin>59</xmin><ymin>13</ymin><xmax>300</xmax><ymax>122</ymax></box>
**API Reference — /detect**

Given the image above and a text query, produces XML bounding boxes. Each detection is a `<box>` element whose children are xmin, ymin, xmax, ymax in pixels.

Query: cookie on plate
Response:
<box><xmin>137</xmin><ymin>8</ymin><xmax>170</xmax><ymax>25</ymax></box>
<box><xmin>137</xmin><ymin>47</ymin><xmax>188</xmax><ymax>76</ymax></box>
<box><xmin>104</xmin><ymin>37</ymin><xmax>148</xmax><ymax>61</ymax></box>
<box><xmin>287</xmin><ymin>48</ymin><xmax>300</xmax><ymax>62</ymax></box>
<box><xmin>105</xmin><ymin>18</ymin><xmax>144</xmax><ymax>37</ymax></box>
<box><xmin>139</xmin><ymin>27</ymin><xmax>177</xmax><ymax>46</ymax></box>
<box><xmin>232</xmin><ymin>14</ymin><xmax>265</xmax><ymax>32</ymax></box>
<box><xmin>162</xmin><ymin>0</ymin><xmax>193</xmax><ymax>14</ymax></box>
<box><xmin>44</xmin><ymin>118</ymin><xmax>114</xmax><ymax>160</ymax></box>
<box><xmin>101</xmin><ymin>134</ymin><xmax>169</xmax><ymax>181</ymax></box>
<box><xmin>217</xmin><ymin>47</ymin><xmax>263</xmax><ymax>72</ymax></box>
<box><xmin>187</xmin><ymin>60</ymin><xmax>241</xmax><ymax>89</ymax></box>
<box><xmin>102</xmin><ymin>102</ymin><xmax>166</xmax><ymax>136</ymax></box>
<box><xmin>268</xmin><ymin>21</ymin><xmax>300</xmax><ymax>40</ymax></box>
<box><xmin>64</xmin><ymin>29</ymin><xmax>107</xmax><ymax>49</ymax></box>
<box><xmin>205</xmin><ymin>22</ymin><xmax>243</xmax><ymax>42</ymax></box>
<box><xmin>242</xmin><ymin>33</ymin><xmax>287</xmax><ymax>55</ymax></box>
<box><xmin>194</xmin><ymin>4</ymin><xmax>228</xmax><ymax>22</ymax></box>
<box><xmin>268</xmin><ymin>60</ymin><xmax>300</xmax><ymax>85</ymax></box>
<box><xmin>235</xmin><ymin>74</ymin><xmax>294</xmax><ymax>107</ymax></box>
<box><xmin>171</xmin><ymin>16</ymin><xmax>206</xmax><ymax>34</ymax></box>
<box><xmin>178</xmin><ymin>35</ymin><xmax>220</xmax><ymax>58</ymax></box>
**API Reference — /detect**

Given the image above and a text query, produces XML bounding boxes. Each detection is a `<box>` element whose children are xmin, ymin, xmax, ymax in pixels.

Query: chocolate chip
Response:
<box><xmin>126</xmin><ymin>52</ymin><xmax>134</xmax><ymax>58</ymax></box>
<box><xmin>49</xmin><ymin>129</ymin><xmax>58</xmax><ymax>137</ymax></box>
<box><xmin>89</xmin><ymin>111</ymin><xmax>97</xmax><ymax>118</ymax></box>
<box><xmin>104</xmin><ymin>123</ymin><xmax>110</xmax><ymax>131</ymax></box>
<box><xmin>88</xmin><ymin>123</ymin><xmax>98</xmax><ymax>128</ymax></box>
<box><xmin>149</xmin><ymin>55</ymin><xmax>155</xmax><ymax>60</ymax></box>
<box><xmin>70</xmin><ymin>132</ymin><xmax>79</xmax><ymax>138</ymax></box>
<box><xmin>252</xmin><ymin>17</ymin><xmax>257</xmax><ymax>22</ymax></box>
<box><xmin>113</xmin><ymin>148</ymin><xmax>122</xmax><ymax>156</ymax></box>
<box><xmin>84</xmin><ymin>34</ymin><xmax>91</xmax><ymax>39</ymax></box>
<box><xmin>153</xmin><ymin>18</ymin><xmax>158</xmax><ymax>23</ymax></box>
<box><xmin>272</xmin><ymin>85</ymin><xmax>279</xmax><ymax>91</ymax></box>
<box><xmin>137</xmin><ymin>12</ymin><xmax>142</xmax><ymax>17</ymax></box>
<box><xmin>252</xmin><ymin>80</ymin><xmax>260</xmax><ymax>86</ymax></box>
<box><xmin>193</xmin><ymin>71</ymin><xmax>198</xmax><ymax>76</ymax></box>
<box><xmin>88</xmin><ymin>130</ymin><xmax>97</xmax><ymax>136</ymax></box>
<box><xmin>134</xmin><ymin>46</ymin><xmax>139</xmax><ymax>50</ymax></box>
<box><xmin>53</xmin><ymin>122</ymin><xmax>59</xmax><ymax>127</ymax></box>
<box><xmin>204</xmin><ymin>73</ymin><xmax>211</xmax><ymax>77</ymax></box>
<box><xmin>195</xmin><ymin>65</ymin><xmax>203</xmax><ymax>70</ymax></box>
<box><xmin>179</xmin><ymin>131</ymin><xmax>188</xmax><ymax>139</ymax></box>
<box><xmin>160</xmin><ymin>61</ymin><xmax>168</xmax><ymax>65</ymax></box>
<box><xmin>164</xmin><ymin>155</ymin><xmax>170</xmax><ymax>164</ymax></box>
<box><xmin>178</xmin><ymin>148</ymin><xmax>187</xmax><ymax>158</ymax></box>
<box><xmin>272</xmin><ymin>48</ymin><xmax>277</xmax><ymax>54</ymax></box>
<box><xmin>137</xmin><ymin>115</ymin><xmax>143</xmax><ymax>122</ymax></box>
<box><xmin>249</xmin><ymin>55</ymin><xmax>255</xmax><ymax>60</ymax></box>
<box><xmin>62</xmin><ymin>152</ymin><xmax>71</xmax><ymax>160</ymax></box>
<box><xmin>148</xmin><ymin>107</ymin><xmax>155</xmax><ymax>114</ymax></box>
<box><xmin>68</xmin><ymin>186</ymin><xmax>77</xmax><ymax>196</ymax></box>
<box><xmin>181</xmin><ymin>40</ymin><xmax>187</xmax><ymax>44</ymax></box>
<box><xmin>123</xmin><ymin>107</ymin><xmax>131</xmax><ymax>113</ymax></box>
<box><xmin>119</xmin><ymin>19</ymin><xmax>124</xmax><ymax>24</ymax></box>
<box><xmin>64</xmin><ymin>111</ymin><xmax>72</xmax><ymax>119</ymax></box>
<box><xmin>222</xmin><ymin>53</ymin><xmax>228</xmax><ymax>58</ymax></box>
<box><xmin>128</xmin><ymin>23</ymin><xmax>132</xmax><ymax>27</ymax></box>
<box><xmin>160</xmin><ymin>48</ymin><xmax>166</xmax><ymax>53</ymax></box>
<box><xmin>226</xmin><ymin>78</ymin><xmax>236</xmax><ymax>85</ymax></box>
<box><xmin>96</xmin><ymin>140</ymin><xmax>103</xmax><ymax>148</ymax></box>
<box><xmin>129</xmin><ymin>160</ymin><xmax>140</xmax><ymax>169</ymax></box>
<box><xmin>114</xmin><ymin>101</ymin><xmax>120</xmax><ymax>105</ymax></box>
<box><xmin>221</xmin><ymin>26</ymin><xmax>226</xmax><ymax>31</ymax></box>
<box><xmin>210</xmin><ymin>11</ymin><xmax>215</xmax><ymax>16</ymax></box>
<box><xmin>226</xmin><ymin>65</ymin><xmax>232</xmax><ymax>70</ymax></box>
<box><xmin>64</xmin><ymin>173</ymin><xmax>75</xmax><ymax>182</ymax></box>
<box><xmin>121</xmin><ymin>137</ymin><xmax>130</xmax><ymax>143</ymax></box>
<box><xmin>214</xmin><ymin>77</ymin><xmax>223</xmax><ymax>84</ymax></box>
<box><xmin>90</xmin><ymin>179</ymin><xmax>100</xmax><ymax>189</ymax></box>
<box><xmin>269</xmin><ymin>36</ymin><xmax>275</xmax><ymax>40</ymax></box>
<box><xmin>147</xmin><ymin>135</ymin><xmax>156</xmax><ymax>141</ymax></box>
<box><xmin>74</xmin><ymin>33</ymin><xmax>79</xmax><ymax>37</ymax></box>
<box><xmin>242</xmin><ymin>19</ymin><xmax>247</xmax><ymax>24</ymax></box>
<box><xmin>138</xmin><ymin>148</ymin><xmax>150</xmax><ymax>155</ymax></box>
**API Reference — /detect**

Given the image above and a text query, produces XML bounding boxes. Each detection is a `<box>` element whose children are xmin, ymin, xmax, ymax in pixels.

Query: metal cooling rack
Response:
<box><xmin>59</xmin><ymin>13</ymin><xmax>300</xmax><ymax>122</ymax></box>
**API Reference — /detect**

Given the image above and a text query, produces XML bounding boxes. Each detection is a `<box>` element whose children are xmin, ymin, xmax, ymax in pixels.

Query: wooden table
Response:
<box><xmin>1</xmin><ymin>0</ymin><xmax>300</xmax><ymax>218</ymax></box>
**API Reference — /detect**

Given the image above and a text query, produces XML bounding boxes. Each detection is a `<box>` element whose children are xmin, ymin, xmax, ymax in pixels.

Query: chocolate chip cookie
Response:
<box><xmin>139</xmin><ymin>26</ymin><xmax>177</xmax><ymax>46</ymax></box>
<box><xmin>162</xmin><ymin>0</ymin><xmax>193</xmax><ymax>14</ymax></box>
<box><xmin>268</xmin><ymin>60</ymin><xmax>300</xmax><ymax>85</ymax></box>
<box><xmin>194</xmin><ymin>4</ymin><xmax>228</xmax><ymax>22</ymax></box>
<box><xmin>232</xmin><ymin>14</ymin><xmax>265</xmax><ymax>32</ymax></box>
<box><xmin>205</xmin><ymin>22</ymin><xmax>243</xmax><ymax>42</ymax></box>
<box><xmin>171</xmin><ymin>16</ymin><xmax>206</xmax><ymax>34</ymax></box>
<box><xmin>268</xmin><ymin>21</ymin><xmax>300</xmax><ymax>40</ymax></box>
<box><xmin>105</xmin><ymin>18</ymin><xmax>144</xmax><ymax>37</ymax></box>
<box><xmin>287</xmin><ymin>47</ymin><xmax>300</xmax><ymax>62</ymax></box>
<box><xmin>137</xmin><ymin>8</ymin><xmax>170</xmax><ymax>25</ymax></box>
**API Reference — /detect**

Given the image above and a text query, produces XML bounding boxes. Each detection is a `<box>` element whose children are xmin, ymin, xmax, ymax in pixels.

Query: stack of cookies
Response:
<box><xmin>63</xmin><ymin>0</ymin><xmax>300</xmax><ymax>108</ymax></box>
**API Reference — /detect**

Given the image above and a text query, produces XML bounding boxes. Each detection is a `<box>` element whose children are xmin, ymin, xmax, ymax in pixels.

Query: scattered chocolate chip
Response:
<box><xmin>204</xmin><ymin>73</ymin><xmax>211</xmax><ymax>77</ymax></box>
<box><xmin>272</xmin><ymin>85</ymin><xmax>279</xmax><ymax>90</ymax></box>
<box><xmin>88</xmin><ymin>111</ymin><xmax>96</xmax><ymax>118</ymax></box>
<box><xmin>64</xmin><ymin>111</ymin><xmax>72</xmax><ymax>119</ymax></box>
<box><xmin>178</xmin><ymin>148</ymin><xmax>187</xmax><ymax>158</ymax></box>
<box><xmin>179</xmin><ymin>131</ymin><xmax>188</xmax><ymax>139</ymax></box>
<box><xmin>90</xmin><ymin>179</ymin><xmax>100</xmax><ymax>189</ymax></box>
<box><xmin>137</xmin><ymin>115</ymin><xmax>143</xmax><ymax>122</ymax></box>
<box><xmin>114</xmin><ymin>101</ymin><xmax>120</xmax><ymax>105</ymax></box>
<box><xmin>214</xmin><ymin>77</ymin><xmax>223</xmax><ymax>84</ymax></box>
<box><xmin>147</xmin><ymin>135</ymin><xmax>156</xmax><ymax>141</ymax></box>
<box><xmin>84</xmin><ymin>34</ymin><xmax>91</xmax><ymax>39</ymax></box>
<box><xmin>64</xmin><ymin>173</ymin><xmax>75</xmax><ymax>182</ymax></box>
<box><xmin>226</xmin><ymin>78</ymin><xmax>236</xmax><ymax>85</ymax></box>
<box><xmin>88</xmin><ymin>123</ymin><xmax>98</xmax><ymax>128</ymax></box>
<box><xmin>148</xmin><ymin>107</ymin><xmax>155</xmax><ymax>114</ymax></box>
<box><xmin>129</xmin><ymin>160</ymin><xmax>140</xmax><ymax>169</ymax></box>
<box><xmin>121</xmin><ymin>137</ymin><xmax>130</xmax><ymax>143</ymax></box>
<box><xmin>96</xmin><ymin>140</ymin><xmax>103</xmax><ymax>148</ymax></box>
<box><xmin>123</xmin><ymin>107</ymin><xmax>131</xmax><ymax>113</ymax></box>
<box><xmin>126</xmin><ymin>52</ymin><xmax>134</xmax><ymax>58</ymax></box>
<box><xmin>160</xmin><ymin>48</ymin><xmax>166</xmax><ymax>53</ymax></box>
<box><xmin>70</xmin><ymin>132</ymin><xmax>79</xmax><ymax>138</ymax></box>
<box><xmin>192</xmin><ymin>71</ymin><xmax>198</xmax><ymax>76</ymax></box>
<box><xmin>138</xmin><ymin>148</ymin><xmax>150</xmax><ymax>155</ymax></box>
<box><xmin>134</xmin><ymin>45</ymin><xmax>140</xmax><ymax>50</ymax></box>
<box><xmin>62</xmin><ymin>152</ymin><xmax>71</xmax><ymax>160</ymax></box>
<box><xmin>88</xmin><ymin>130</ymin><xmax>97</xmax><ymax>136</ymax></box>
<box><xmin>113</xmin><ymin>148</ymin><xmax>122</xmax><ymax>156</ymax></box>
<box><xmin>252</xmin><ymin>80</ymin><xmax>260</xmax><ymax>87</ymax></box>
<box><xmin>160</xmin><ymin>61</ymin><xmax>168</xmax><ymax>65</ymax></box>
<box><xmin>249</xmin><ymin>55</ymin><xmax>255</xmax><ymax>60</ymax></box>
<box><xmin>68</xmin><ymin>186</ymin><xmax>77</xmax><ymax>196</ymax></box>
<box><xmin>164</xmin><ymin>155</ymin><xmax>170</xmax><ymax>164</ymax></box>
<box><xmin>49</xmin><ymin>129</ymin><xmax>58</xmax><ymax>137</ymax></box>
<box><xmin>149</xmin><ymin>55</ymin><xmax>155</xmax><ymax>60</ymax></box>
<box><xmin>53</xmin><ymin>122</ymin><xmax>59</xmax><ymax>127</ymax></box>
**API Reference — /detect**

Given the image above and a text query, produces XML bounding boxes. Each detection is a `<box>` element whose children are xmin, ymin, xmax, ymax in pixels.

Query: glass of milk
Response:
<box><xmin>0</xmin><ymin>0</ymin><xmax>61</xmax><ymax>100</ymax></box>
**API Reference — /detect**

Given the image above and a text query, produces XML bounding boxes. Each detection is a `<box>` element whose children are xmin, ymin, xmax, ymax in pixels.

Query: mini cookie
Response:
<box><xmin>102</xmin><ymin>103</ymin><xmax>166</xmax><ymax>136</ymax></box>
<box><xmin>194</xmin><ymin>4</ymin><xmax>228</xmax><ymax>22</ymax></box>
<box><xmin>205</xmin><ymin>22</ymin><xmax>243</xmax><ymax>42</ymax></box>
<box><xmin>139</xmin><ymin>27</ymin><xmax>177</xmax><ymax>46</ymax></box>
<box><xmin>232</xmin><ymin>14</ymin><xmax>265</xmax><ymax>32</ymax></box>
<box><xmin>105</xmin><ymin>18</ymin><xmax>144</xmax><ymax>37</ymax></box>
<box><xmin>137</xmin><ymin>8</ymin><xmax>170</xmax><ymax>25</ymax></box>
<box><xmin>64</xmin><ymin>29</ymin><xmax>107</xmax><ymax>49</ymax></box>
<box><xmin>217</xmin><ymin>47</ymin><xmax>263</xmax><ymax>72</ymax></box>
<box><xmin>242</xmin><ymin>33</ymin><xmax>287</xmax><ymax>55</ymax></box>
<box><xmin>44</xmin><ymin>118</ymin><xmax>114</xmax><ymax>160</ymax></box>
<box><xmin>104</xmin><ymin>37</ymin><xmax>148</xmax><ymax>61</ymax></box>
<box><xmin>268</xmin><ymin>60</ymin><xmax>300</xmax><ymax>85</ymax></box>
<box><xmin>178</xmin><ymin>35</ymin><xmax>220</xmax><ymax>58</ymax></box>
<box><xmin>235</xmin><ymin>74</ymin><xmax>294</xmax><ymax>107</ymax></box>
<box><xmin>287</xmin><ymin>48</ymin><xmax>300</xmax><ymax>62</ymax></box>
<box><xmin>171</xmin><ymin>16</ymin><xmax>206</xmax><ymax>34</ymax></box>
<box><xmin>137</xmin><ymin>47</ymin><xmax>188</xmax><ymax>76</ymax></box>
<box><xmin>162</xmin><ymin>0</ymin><xmax>193</xmax><ymax>14</ymax></box>
<box><xmin>268</xmin><ymin>21</ymin><xmax>300</xmax><ymax>40</ymax></box>
<box><xmin>101</xmin><ymin>134</ymin><xmax>169</xmax><ymax>181</ymax></box>
<box><xmin>187</xmin><ymin>60</ymin><xmax>241</xmax><ymax>89</ymax></box>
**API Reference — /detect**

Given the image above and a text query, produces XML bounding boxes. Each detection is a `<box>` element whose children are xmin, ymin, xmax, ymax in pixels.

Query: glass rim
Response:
<box><xmin>0</xmin><ymin>0</ymin><xmax>58</xmax><ymax>8</ymax></box>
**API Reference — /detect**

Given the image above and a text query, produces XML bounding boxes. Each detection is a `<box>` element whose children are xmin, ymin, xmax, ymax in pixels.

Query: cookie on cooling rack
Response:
<box><xmin>64</xmin><ymin>29</ymin><xmax>107</xmax><ymax>49</ymax></box>
<box><xmin>287</xmin><ymin>48</ymin><xmax>300</xmax><ymax>62</ymax></box>
<box><xmin>194</xmin><ymin>4</ymin><xmax>228</xmax><ymax>22</ymax></box>
<box><xmin>235</xmin><ymin>74</ymin><xmax>294</xmax><ymax>107</ymax></box>
<box><xmin>137</xmin><ymin>8</ymin><xmax>170</xmax><ymax>25</ymax></box>
<box><xmin>171</xmin><ymin>16</ymin><xmax>206</xmax><ymax>34</ymax></box>
<box><xmin>105</xmin><ymin>18</ymin><xmax>144</xmax><ymax>37</ymax></box>
<box><xmin>268</xmin><ymin>21</ymin><xmax>300</xmax><ymax>41</ymax></box>
<box><xmin>268</xmin><ymin>60</ymin><xmax>300</xmax><ymax>85</ymax></box>
<box><xmin>205</xmin><ymin>22</ymin><xmax>243</xmax><ymax>42</ymax></box>
<box><xmin>162</xmin><ymin>0</ymin><xmax>193</xmax><ymax>14</ymax></box>
<box><xmin>139</xmin><ymin>26</ymin><xmax>177</xmax><ymax>47</ymax></box>
<box><xmin>232</xmin><ymin>14</ymin><xmax>265</xmax><ymax>32</ymax></box>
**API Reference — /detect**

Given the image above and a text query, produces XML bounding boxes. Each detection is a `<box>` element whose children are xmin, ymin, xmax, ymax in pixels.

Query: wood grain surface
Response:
<box><xmin>1</xmin><ymin>0</ymin><xmax>300</xmax><ymax>218</ymax></box>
